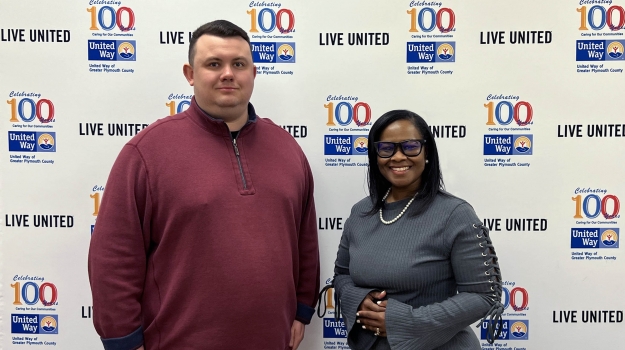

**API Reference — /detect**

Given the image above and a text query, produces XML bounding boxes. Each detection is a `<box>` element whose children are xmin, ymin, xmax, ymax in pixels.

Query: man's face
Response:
<box><xmin>184</xmin><ymin>35</ymin><xmax>256</xmax><ymax>117</ymax></box>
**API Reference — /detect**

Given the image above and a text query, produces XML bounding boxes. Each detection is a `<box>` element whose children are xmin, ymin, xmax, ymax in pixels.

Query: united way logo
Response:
<box><xmin>11</xmin><ymin>314</ymin><xmax>58</xmax><ymax>334</ymax></box>
<box><xmin>38</xmin><ymin>133</ymin><xmax>55</xmax><ymax>150</ymax></box>
<box><xmin>437</xmin><ymin>43</ymin><xmax>454</xmax><ymax>61</ymax></box>
<box><xmin>251</xmin><ymin>42</ymin><xmax>295</xmax><ymax>63</ymax></box>
<box><xmin>8</xmin><ymin>131</ymin><xmax>56</xmax><ymax>152</ymax></box>
<box><xmin>354</xmin><ymin>137</ymin><xmax>368</xmax><ymax>153</ymax></box>
<box><xmin>510</xmin><ymin>321</ymin><xmax>528</xmax><ymax>339</ymax></box>
<box><xmin>601</xmin><ymin>229</ymin><xmax>619</xmax><ymax>248</ymax></box>
<box><xmin>484</xmin><ymin>135</ymin><xmax>532</xmax><ymax>156</ymax></box>
<box><xmin>117</xmin><ymin>41</ymin><xmax>135</xmax><ymax>60</ymax></box>
<box><xmin>607</xmin><ymin>41</ymin><xmax>624</xmax><ymax>60</ymax></box>
<box><xmin>40</xmin><ymin>316</ymin><xmax>58</xmax><ymax>334</ymax></box>
<box><xmin>513</xmin><ymin>136</ymin><xmax>531</xmax><ymax>154</ymax></box>
<box><xmin>577</xmin><ymin>40</ymin><xmax>625</xmax><ymax>61</ymax></box>
<box><xmin>277</xmin><ymin>43</ymin><xmax>295</xmax><ymax>63</ymax></box>
<box><xmin>570</xmin><ymin>228</ymin><xmax>619</xmax><ymax>248</ymax></box>
<box><xmin>325</xmin><ymin>135</ymin><xmax>368</xmax><ymax>155</ymax></box>
<box><xmin>481</xmin><ymin>319</ymin><xmax>529</xmax><ymax>340</ymax></box>
<box><xmin>88</xmin><ymin>40</ymin><xmax>137</xmax><ymax>61</ymax></box>
<box><xmin>407</xmin><ymin>42</ymin><xmax>455</xmax><ymax>63</ymax></box>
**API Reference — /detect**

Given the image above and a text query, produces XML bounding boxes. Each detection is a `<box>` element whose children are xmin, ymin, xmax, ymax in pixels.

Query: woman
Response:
<box><xmin>330</xmin><ymin>110</ymin><xmax>503</xmax><ymax>349</ymax></box>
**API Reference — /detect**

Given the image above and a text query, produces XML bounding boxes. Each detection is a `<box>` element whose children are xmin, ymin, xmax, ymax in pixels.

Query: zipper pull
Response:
<box><xmin>232</xmin><ymin>138</ymin><xmax>240</xmax><ymax>156</ymax></box>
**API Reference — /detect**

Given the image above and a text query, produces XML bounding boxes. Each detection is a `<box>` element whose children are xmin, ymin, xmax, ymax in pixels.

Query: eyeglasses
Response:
<box><xmin>373</xmin><ymin>139</ymin><xmax>426</xmax><ymax>158</ymax></box>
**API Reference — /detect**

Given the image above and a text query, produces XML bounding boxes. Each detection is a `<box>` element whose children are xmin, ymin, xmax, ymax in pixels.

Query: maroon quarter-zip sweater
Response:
<box><xmin>88</xmin><ymin>99</ymin><xmax>320</xmax><ymax>349</ymax></box>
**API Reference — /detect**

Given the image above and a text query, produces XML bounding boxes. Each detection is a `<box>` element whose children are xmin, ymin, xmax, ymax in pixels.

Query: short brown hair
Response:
<box><xmin>188</xmin><ymin>20</ymin><xmax>251</xmax><ymax>65</ymax></box>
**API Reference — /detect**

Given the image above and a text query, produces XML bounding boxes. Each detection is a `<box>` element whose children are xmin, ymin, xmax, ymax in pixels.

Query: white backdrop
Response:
<box><xmin>1</xmin><ymin>0</ymin><xmax>624</xmax><ymax>349</ymax></box>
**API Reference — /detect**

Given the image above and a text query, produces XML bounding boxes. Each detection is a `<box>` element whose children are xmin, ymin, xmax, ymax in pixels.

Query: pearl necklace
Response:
<box><xmin>379</xmin><ymin>189</ymin><xmax>418</xmax><ymax>225</ymax></box>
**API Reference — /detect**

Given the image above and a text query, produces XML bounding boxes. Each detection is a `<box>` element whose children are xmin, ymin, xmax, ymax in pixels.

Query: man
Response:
<box><xmin>88</xmin><ymin>20</ymin><xmax>320</xmax><ymax>350</ymax></box>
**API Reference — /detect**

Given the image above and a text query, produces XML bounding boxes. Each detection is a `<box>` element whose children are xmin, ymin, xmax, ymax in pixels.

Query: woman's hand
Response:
<box><xmin>356</xmin><ymin>290</ymin><xmax>387</xmax><ymax>337</ymax></box>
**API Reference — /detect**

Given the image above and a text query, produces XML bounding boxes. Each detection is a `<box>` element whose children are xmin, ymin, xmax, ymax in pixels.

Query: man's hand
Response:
<box><xmin>289</xmin><ymin>320</ymin><xmax>305</xmax><ymax>349</ymax></box>
<box><xmin>136</xmin><ymin>346</ymin><xmax>144</xmax><ymax>350</ymax></box>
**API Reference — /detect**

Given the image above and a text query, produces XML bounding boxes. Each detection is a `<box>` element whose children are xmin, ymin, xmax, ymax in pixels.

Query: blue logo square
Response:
<box><xmin>407</xmin><ymin>42</ymin><xmax>455</xmax><ymax>63</ymax></box>
<box><xmin>512</xmin><ymin>135</ymin><xmax>532</xmax><ymax>155</ymax></box>
<box><xmin>325</xmin><ymin>135</ymin><xmax>352</xmax><ymax>155</ymax></box>
<box><xmin>8</xmin><ymin>132</ymin><xmax>56</xmax><ymax>152</ymax></box>
<box><xmin>407</xmin><ymin>42</ymin><xmax>436</xmax><ymax>63</ymax></box>
<box><xmin>576</xmin><ymin>40</ymin><xmax>606</xmax><ymax>61</ymax></box>
<box><xmin>11</xmin><ymin>314</ymin><xmax>39</xmax><ymax>334</ymax></box>
<box><xmin>11</xmin><ymin>314</ymin><xmax>58</xmax><ymax>334</ymax></box>
<box><xmin>483</xmin><ymin>135</ymin><xmax>513</xmax><ymax>155</ymax></box>
<box><xmin>481</xmin><ymin>320</ymin><xmax>529</xmax><ymax>340</ymax></box>
<box><xmin>605</xmin><ymin>40</ymin><xmax>625</xmax><ymax>60</ymax></box>
<box><xmin>323</xmin><ymin>318</ymin><xmax>347</xmax><ymax>338</ymax></box>
<box><xmin>571</xmin><ymin>228</ymin><xmax>601</xmax><ymax>248</ymax></box>
<box><xmin>483</xmin><ymin>135</ymin><xmax>532</xmax><ymax>156</ymax></box>
<box><xmin>88</xmin><ymin>40</ymin><xmax>136</xmax><ymax>61</ymax></box>
<box><xmin>599</xmin><ymin>228</ymin><xmax>619</xmax><ymax>248</ymax></box>
<box><xmin>252</xmin><ymin>42</ymin><xmax>295</xmax><ymax>63</ymax></box>
<box><xmin>252</xmin><ymin>42</ymin><xmax>276</xmax><ymax>63</ymax></box>
<box><xmin>276</xmin><ymin>42</ymin><xmax>295</xmax><ymax>63</ymax></box>
<box><xmin>324</xmin><ymin>135</ymin><xmax>368</xmax><ymax>155</ymax></box>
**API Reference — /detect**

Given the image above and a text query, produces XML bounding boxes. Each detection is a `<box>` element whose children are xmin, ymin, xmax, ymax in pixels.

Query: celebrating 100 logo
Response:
<box><xmin>87</xmin><ymin>6</ymin><xmax>135</xmax><ymax>31</ymax></box>
<box><xmin>247</xmin><ymin>8</ymin><xmax>295</xmax><ymax>33</ymax></box>
<box><xmin>572</xmin><ymin>193</ymin><xmax>620</xmax><ymax>219</ymax></box>
<box><xmin>7</xmin><ymin>98</ymin><xmax>54</xmax><ymax>123</ymax></box>
<box><xmin>11</xmin><ymin>281</ymin><xmax>58</xmax><ymax>306</ymax></box>
<box><xmin>484</xmin><ymin>101</ymin><xmax>533</xmax><ymax>126</ymax></box>
<box><xmin>407</xmin><ymin>7</ymin><xmax>455</xmax><ymax>33</ymax></box>
<box><xmin>577</xmin><ymin>5</ymin><xmax>625</xmax><ymax>30</ymax></box>
<box><xmin>325</xmin><ymin>101</ymin><xmax>372</xmax><ymax>127</ymax></box>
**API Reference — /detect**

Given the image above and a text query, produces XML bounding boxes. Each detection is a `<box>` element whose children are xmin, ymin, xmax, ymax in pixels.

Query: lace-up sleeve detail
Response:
<box><xmin>317</xmin><ymin>282</ymin><xmax>341</xmax><ymax>320</ymax></box>
<box><xmin>473</xmin><ymin>223</ymin><xmax>504</xmax><ymax>344</ymax></box>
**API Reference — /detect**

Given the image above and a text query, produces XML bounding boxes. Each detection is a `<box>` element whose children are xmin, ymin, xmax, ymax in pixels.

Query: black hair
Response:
<box><xmin>366</xmin><ymin>109</ymin><xmax>445</xmax><ymax>216</ymax></box>
<box><xmin>188</xmin><ymin>20</ymin><xmax>251</xmax><ymax>65</ymax></box>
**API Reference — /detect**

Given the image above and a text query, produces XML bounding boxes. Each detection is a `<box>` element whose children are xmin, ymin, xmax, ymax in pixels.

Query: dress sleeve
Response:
<box><xmin>294</xmin><ymin>157</ymin><xmax>321</xmax><ymax>324</ymax></box>
<box><xmin>385</xmin><ymin>202</ymin><xmax>504</xmax><ymax>350</ymax></box>
<box><xmin>333</xmin><ymin>210</ymin><xmax>378</xmax><ymax>350</ymax></box>
<box><xmin>88</xmin><ymin>144</ymin><xmax>152</xmax><ymax>350</ymax></box>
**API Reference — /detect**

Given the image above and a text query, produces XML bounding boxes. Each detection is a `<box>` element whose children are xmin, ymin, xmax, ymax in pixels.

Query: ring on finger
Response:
<box><xmin>375</xmin><ymin>327</ymin><xmax>380</xmax><ymax>336</ymax></box>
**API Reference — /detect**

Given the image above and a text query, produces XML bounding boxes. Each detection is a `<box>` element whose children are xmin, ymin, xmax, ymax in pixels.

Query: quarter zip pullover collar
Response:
<box><xmin>188</xmin><ymin>97</ymin><xmax>257</xmax><ymax>136</ymax></box>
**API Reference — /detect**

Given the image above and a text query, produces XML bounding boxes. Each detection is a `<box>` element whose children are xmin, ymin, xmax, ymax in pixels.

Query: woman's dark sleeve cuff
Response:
<box><xmin>101</xmin><ymin>326</ymin><xmax>143</xmax><ymax>350</ymax></box>
<box><xmin>295</xmin><ymin>302</ymin><xmax>315</xmax><ymax>324</ymax></box>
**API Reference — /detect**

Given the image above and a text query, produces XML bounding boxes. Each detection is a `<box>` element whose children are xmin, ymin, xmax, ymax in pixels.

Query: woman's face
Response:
<box><xmin>376</xmin><ymin>119</ymin><xmax>426</xmax><ymax>196</ymax></box>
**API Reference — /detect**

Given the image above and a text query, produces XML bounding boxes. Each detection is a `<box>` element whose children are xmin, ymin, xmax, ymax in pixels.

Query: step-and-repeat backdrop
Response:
<box><xmin>1</xmin><ymin>0</ymin><xmax>624</xmax><ymax>349</ymax></box>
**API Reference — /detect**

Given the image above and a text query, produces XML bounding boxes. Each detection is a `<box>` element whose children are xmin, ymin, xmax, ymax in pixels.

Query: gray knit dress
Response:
<box><xmin>333</xmin><ymin>192</ymin><xmax>503</xmax><ymax>350</ymax></box>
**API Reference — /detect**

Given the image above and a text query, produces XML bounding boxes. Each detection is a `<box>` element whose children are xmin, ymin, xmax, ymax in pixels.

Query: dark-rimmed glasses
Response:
<box><xmin>373</xmin><ymin>139</ymin><xmax>426</xmax><ymax>158</ymax></box>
